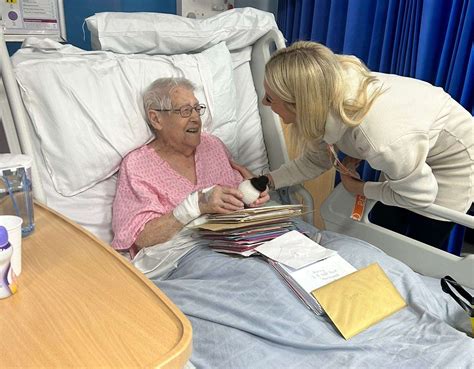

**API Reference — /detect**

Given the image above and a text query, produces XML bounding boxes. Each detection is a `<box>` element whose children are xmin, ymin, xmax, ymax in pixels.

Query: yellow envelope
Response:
<box><xmin>312</xmin><ymin>263</ymin><xmax>406</xmax><ymax>340</ymax></box>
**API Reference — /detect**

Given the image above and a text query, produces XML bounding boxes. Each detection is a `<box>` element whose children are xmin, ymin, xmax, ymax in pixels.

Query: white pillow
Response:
<box><xmin>85</xmin><ymin>7</ymin><xmax>279</xmax><ymax>54</ymax></box>
<box><xmin>13</xmin><ymin>39</ymin><xmax>237</xmax><ymax>196</ymax></box>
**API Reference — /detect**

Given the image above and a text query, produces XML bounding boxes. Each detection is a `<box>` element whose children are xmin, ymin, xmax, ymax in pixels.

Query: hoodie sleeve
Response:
<box><xmin>270</xmin><ymin>140</ymin><xmax>333</xmax><ymax>189</ymax></box>
<box><xmin>363</xmin><ymin>132</ymin><xmax>438</xmax><ymax>208</ymax></box>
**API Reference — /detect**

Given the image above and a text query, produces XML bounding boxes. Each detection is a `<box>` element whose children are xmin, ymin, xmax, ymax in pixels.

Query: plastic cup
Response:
<box><xmin>0</xmin><ymin>215</ymin><xmax>23</xmax><ymax>276</ymax></box>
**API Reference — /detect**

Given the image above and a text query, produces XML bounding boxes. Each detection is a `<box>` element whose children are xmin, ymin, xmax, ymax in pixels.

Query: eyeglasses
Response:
<box><xmin>153</xmin><ymin>103</ymin><xmax>207</xmax><ymax>118</ymax></box>
<box><xmin>327</xmin><ymin>144</ymin><xmax>361</xmax><ymax>180</ymax></box>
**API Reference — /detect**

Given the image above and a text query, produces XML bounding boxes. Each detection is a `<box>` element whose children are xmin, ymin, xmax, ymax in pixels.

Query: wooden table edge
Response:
<box><xmin>34</xmin><ymin>201</ymin><xmax>193</xmax><ymax>369</ymax></box>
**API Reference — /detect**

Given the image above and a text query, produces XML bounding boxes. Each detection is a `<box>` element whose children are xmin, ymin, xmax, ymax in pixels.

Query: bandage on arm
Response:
<box><xmin>172</xmin><ymin>186</ymin><xmax>214</xmax><ymax>225</ymax></box>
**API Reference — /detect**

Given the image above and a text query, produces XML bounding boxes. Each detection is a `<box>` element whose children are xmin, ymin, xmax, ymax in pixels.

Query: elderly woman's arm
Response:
<box><xmin>135</xmin><ymin>213</ymin><xmax>184</xmax><ymax>248</ymax></box>
<box><xmin>134</xmin><ymin>185</ymin><xmax>244</xmax><ymax>249</ymax></box>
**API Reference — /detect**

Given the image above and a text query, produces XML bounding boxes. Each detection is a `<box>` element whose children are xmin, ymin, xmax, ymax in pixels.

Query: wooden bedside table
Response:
<box><xmin>0</xmin><ymin>203</ymin><xmax>192</xmax><ymax>368</ymax></box>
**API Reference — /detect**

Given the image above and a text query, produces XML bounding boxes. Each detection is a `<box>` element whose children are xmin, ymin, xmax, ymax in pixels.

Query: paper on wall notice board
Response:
<box><xmin>1</xmin><ymin>0</ymin><xmax>65</xmax><ymax>41</ymax></box>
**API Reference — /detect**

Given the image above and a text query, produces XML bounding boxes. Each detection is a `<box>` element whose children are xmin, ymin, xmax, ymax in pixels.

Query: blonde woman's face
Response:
<box><xmin>262</xmin><ymin>81</ymin><xmax>296</xmax><ymax>124</ymax></box>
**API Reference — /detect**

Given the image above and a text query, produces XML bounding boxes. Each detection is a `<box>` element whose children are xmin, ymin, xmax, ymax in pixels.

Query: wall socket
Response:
<box><xmin>176</xmin><ymin>0</ymin><xmax>235</xmax><ymax>19</ymax></box>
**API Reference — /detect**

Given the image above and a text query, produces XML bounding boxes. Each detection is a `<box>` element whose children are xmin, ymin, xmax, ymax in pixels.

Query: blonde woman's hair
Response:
<box><xmin>264</xmin><ymin>41</ymin><xmax>383</xmax><ymax>149</ymax></box>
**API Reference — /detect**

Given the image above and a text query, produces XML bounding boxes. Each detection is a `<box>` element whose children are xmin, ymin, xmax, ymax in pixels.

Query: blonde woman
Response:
<box><xmin>233</xmin><ymin>41</ymin><xmax>473</xmax><ymax>249</ymax></box>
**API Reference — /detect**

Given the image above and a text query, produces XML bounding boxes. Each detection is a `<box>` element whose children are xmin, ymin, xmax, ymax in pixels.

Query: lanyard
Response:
<box><xmin>327</xmin><ymin>144</ymin><xmax>361</xmax><ymax>180</ymax></box>
<box><xmin>327</xmin><ymin>144</ymin><xmax>366</xmax><ymax>221</ymax></box>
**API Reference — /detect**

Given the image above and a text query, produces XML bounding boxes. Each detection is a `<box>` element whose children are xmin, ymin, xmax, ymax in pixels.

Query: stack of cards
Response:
<box><xmin>192</xmin><ymin>204</ymin><xmax>304</xmax><ymax>256</ymax></box>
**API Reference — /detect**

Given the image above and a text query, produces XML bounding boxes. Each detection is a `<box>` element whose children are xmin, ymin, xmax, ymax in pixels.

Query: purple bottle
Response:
<box><xmin>0</xmin><ymin>226</ymin><xmax>16</xmax><ymax>298</ymax></box>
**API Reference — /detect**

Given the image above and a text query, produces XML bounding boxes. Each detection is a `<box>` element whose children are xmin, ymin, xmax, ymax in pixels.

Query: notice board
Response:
<box><xmin>1</xmin><ymin>0</ymin><xmax>66</xmax><ymax>41</ymax></box>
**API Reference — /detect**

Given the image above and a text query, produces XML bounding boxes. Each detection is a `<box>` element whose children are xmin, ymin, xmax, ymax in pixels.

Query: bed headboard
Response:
<box><xmin>0</xmin><ymin>8</ymin><xmax>314</xmax><ymax>243</ymax></box>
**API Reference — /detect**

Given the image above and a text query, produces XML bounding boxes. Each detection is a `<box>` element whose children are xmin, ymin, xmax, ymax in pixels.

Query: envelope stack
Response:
<box><xmin>194</xmin><ymin>204</ymin><xmax>304</xmax><ymax>256</ymax></box>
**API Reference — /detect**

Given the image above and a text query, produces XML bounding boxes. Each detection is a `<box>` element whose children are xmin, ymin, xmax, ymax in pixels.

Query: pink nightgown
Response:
<box><xmin>111</xmin><ymin>133</ymin><xmax>243</xmax><ymax>250</ymax></box>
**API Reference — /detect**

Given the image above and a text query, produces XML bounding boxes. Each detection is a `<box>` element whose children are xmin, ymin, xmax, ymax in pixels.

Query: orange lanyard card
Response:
<box><xmin>351</xmin><ymin>194</ymin><xmax>367</xmax><ymax>221</ymax></box>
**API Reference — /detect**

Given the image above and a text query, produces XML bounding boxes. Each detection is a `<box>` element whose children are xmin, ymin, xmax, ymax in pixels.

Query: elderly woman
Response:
<box><xmin>112</xmin><ymin>77</ymin><xmax>249</xmax><ymax>255</ymax></box>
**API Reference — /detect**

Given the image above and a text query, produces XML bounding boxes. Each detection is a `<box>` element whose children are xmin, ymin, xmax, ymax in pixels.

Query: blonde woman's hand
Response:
<box><xmin>247</xmin><ymin>188</ymin><xmax>270</xmax><ymax>207</ymax></box>
<box><xmin>198</xmin><ymin>185</ymin><xmax>244</xmax><ymax>214</ymax></box>
<box><xmin>230</xmin><ymin>160</ymin><xmax>271</xmax><ymax>207</ymax></box>
<box><xmin>341</xmin><ymin>156</ymin><xmax>362</xmax><ymax>178</ymax></box>
<box><xmin>340</xmin><ymin>173</ymin><xmax>365</xmax><ymax>196</ymax></box>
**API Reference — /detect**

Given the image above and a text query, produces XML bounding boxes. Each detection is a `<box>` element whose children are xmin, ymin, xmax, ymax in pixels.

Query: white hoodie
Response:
<box><xmin>270</xmin><ymin>71</ymin><xmax>473</xmax><ymax>217</ymax></box>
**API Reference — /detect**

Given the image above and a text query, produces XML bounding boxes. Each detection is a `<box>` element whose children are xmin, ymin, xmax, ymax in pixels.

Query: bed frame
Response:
<box><xmin>321</xmin><ymin>184</ymin><xmax>474</xmax><ymax>288</ymax></box>
<box><xmin>0</xmin><ymin>26</ymin><xmax>472</xmax><ymax>289</ymax></box>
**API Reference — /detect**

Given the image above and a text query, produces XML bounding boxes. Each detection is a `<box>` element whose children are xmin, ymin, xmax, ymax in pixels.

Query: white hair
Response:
<box><xmin>143</xmin><ymin>77</ymin><xmax>195</xmax><ymax>125</ymax></box>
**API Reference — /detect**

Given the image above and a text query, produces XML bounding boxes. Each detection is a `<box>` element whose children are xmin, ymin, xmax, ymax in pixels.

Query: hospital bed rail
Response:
<box><xmin>0</xmin><ymin>30</ymin><xmax>46</xmax><ymax>203</ymax></box>
<box><xmin>250</xmin><ymin>29</ymin><xmax>314</xmax><ymax>225</ymax></box>
<box><xmin>321</xmin><ymin>183</ymin><xmax>474</xmax><ymax>288</ymax></box>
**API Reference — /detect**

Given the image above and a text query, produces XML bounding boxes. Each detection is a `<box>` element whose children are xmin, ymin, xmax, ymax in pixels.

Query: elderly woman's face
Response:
<box><xmin>152</xmin><ymin>86</ymin><xmax>202</xmax><ymax>152</ymax></box>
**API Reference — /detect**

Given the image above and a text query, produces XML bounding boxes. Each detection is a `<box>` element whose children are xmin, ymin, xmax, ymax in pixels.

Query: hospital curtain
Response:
<box><xmin>277</xmin><ymin>0</ymin><xmax>473</xmax><ymax>254</ymax></box>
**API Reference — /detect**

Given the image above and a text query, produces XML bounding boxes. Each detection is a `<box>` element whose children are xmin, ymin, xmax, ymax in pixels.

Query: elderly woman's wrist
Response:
<box><xmin>173</xmin><ymin>191</ymin><xmax>202</xmax><ymax>224</ymax></box>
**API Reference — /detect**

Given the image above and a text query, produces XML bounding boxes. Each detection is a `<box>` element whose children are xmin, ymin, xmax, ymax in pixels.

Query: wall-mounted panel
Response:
<box><xmin>1</xmin><ymin>0</ymin><xmax>66</xmax><ymax>41</ymax></box>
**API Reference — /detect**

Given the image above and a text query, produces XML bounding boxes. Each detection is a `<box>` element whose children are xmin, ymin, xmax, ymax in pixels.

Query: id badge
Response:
<box><xmin>351</xmin><ymin>194</ymin><xmax>367</xmax><ymax>221</ymax></box>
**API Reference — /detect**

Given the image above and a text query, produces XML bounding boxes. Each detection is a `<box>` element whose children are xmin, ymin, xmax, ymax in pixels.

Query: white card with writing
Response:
<box><xmin>255</xmin><ymin>230</ymin><xmax>335</xmax><ymax>269</ymax></box>
<box><xmin>281</xmin><ymin>254</ymin><xmax>357</xmax><ymax>292</ymax></box>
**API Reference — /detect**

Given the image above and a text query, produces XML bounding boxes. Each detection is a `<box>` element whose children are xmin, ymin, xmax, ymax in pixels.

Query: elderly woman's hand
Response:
<box><xmin>199</xmin><ymin>185</ymin><xmax>245</xmax><ymax>214</ymax></box>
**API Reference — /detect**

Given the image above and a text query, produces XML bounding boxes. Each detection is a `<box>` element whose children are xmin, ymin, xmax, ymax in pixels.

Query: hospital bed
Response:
<box><xmin>1</xmin><ymin>8</ymin><xmax>473</xmax><ymax>368</ymax></box>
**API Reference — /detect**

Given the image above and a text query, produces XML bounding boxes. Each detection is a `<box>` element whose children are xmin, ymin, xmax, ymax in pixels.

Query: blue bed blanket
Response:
<box><xmin>153</xmin><ymin>226</ymin><xmax>473</xmax><ymax>369</ymax></box>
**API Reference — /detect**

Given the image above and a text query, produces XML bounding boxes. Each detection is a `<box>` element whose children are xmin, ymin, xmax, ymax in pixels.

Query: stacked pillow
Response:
<box><xmin>86</xmin><ymin>7</ymin><xmax>279</xmax><ymax>54</ymax></box>
<box><xmin>13</xmin><ymin>39</ymin><xmax>237</xmax><ymax>196</ymax></box>
<box><xmin>84</xmin><ymin>7</ymin><xmax>282</xmax><ymax>175</ymax></box>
